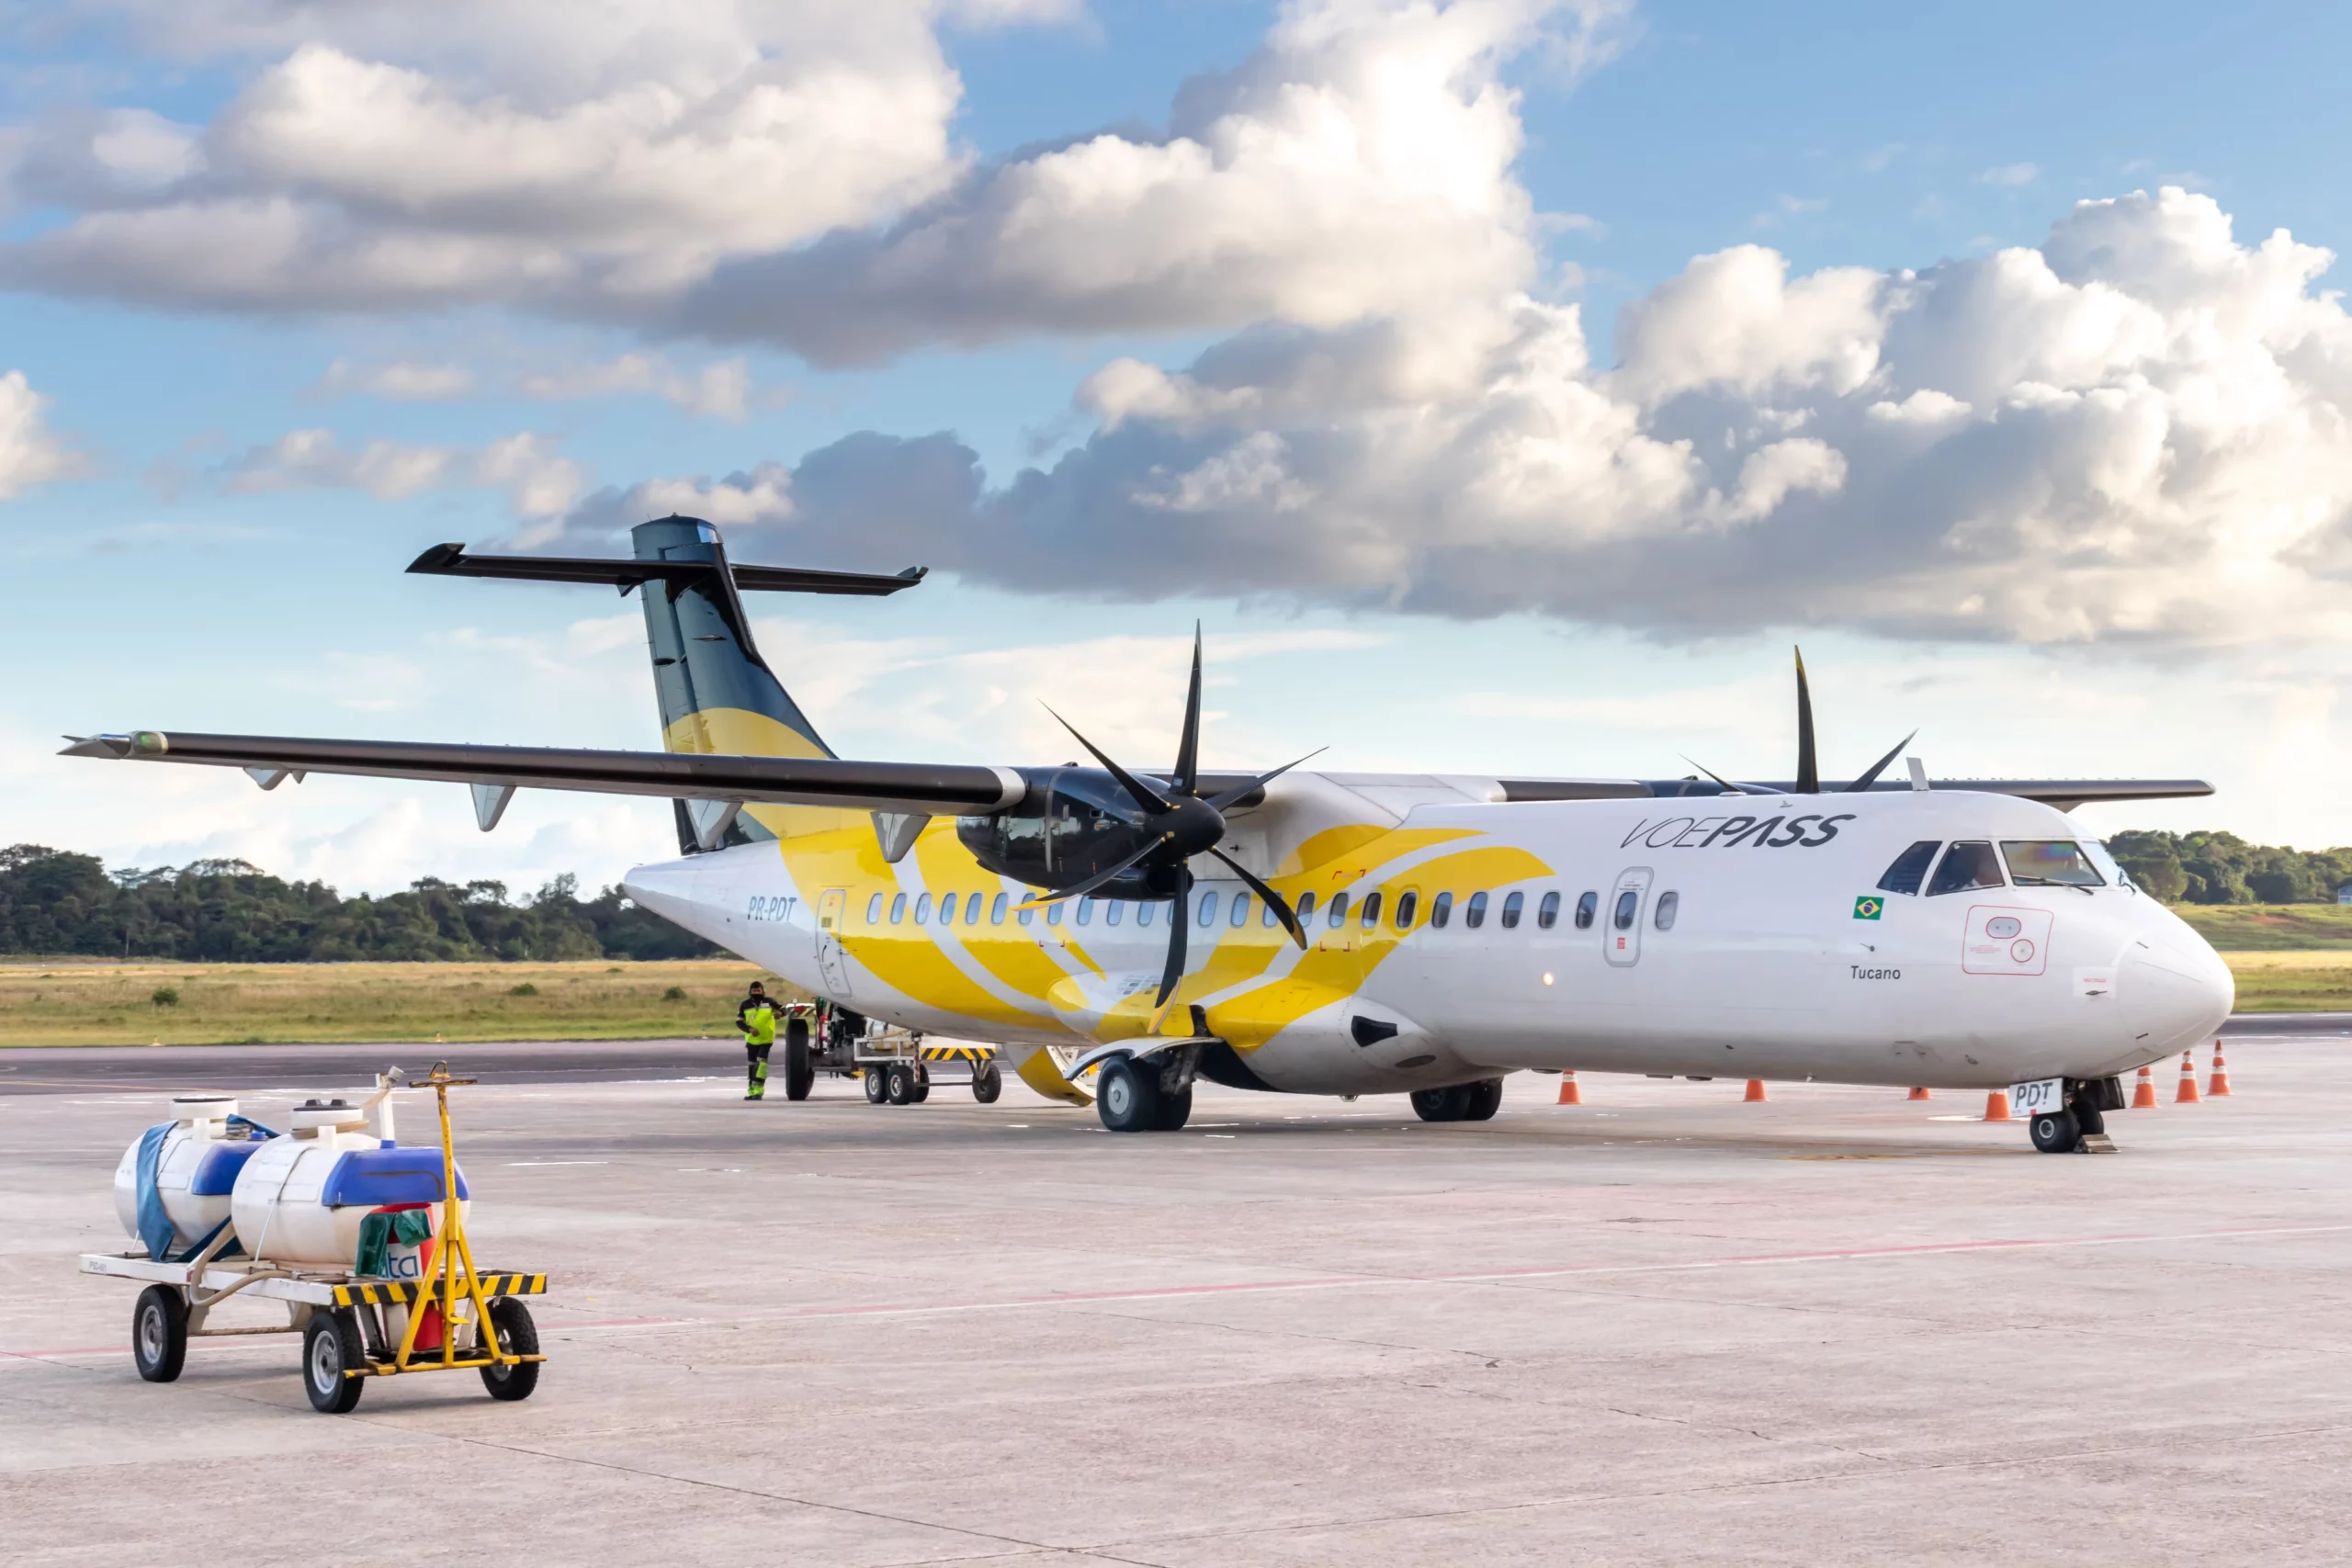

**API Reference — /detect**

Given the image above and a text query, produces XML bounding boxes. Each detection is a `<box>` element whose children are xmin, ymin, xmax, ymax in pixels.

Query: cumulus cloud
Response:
<box><xmin>228</xmin><ymin>427</ymin><xmax>584</xmax><ymax>518</ymax></box>
<box><xmin>0</xmin><ymin>369</ymin><xmax>90</xmax><ymax>498</ymax></box>
<box><xmin>579</xmin><ymin>187</ymin><xmax>2352</xmax><ymax>647</ymax></box>
<box><xmin>518</xmin><ymin>354</ymin><xmax>756</xmax><ymax>420</ymax></box>
<box><xmin>314</xmin><ymin>357</ymin><xmax>477</xmax><ymax>400</ymax></box>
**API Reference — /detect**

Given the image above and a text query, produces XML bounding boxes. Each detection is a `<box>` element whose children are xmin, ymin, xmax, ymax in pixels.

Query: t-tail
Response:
<box><xmin>407</xmin><ymin>516</ymin><xmax>924</xmax><ymax>852</ymax></box>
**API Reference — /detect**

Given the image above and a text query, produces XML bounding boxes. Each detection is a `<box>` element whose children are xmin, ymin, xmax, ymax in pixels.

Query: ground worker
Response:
<box><xmin>737</xmin><ymin>981</ymin><xmax>778</xmax><ymax>1100</ymax></box>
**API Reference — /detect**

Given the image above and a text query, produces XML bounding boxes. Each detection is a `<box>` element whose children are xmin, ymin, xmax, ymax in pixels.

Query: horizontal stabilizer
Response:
<box><xmin>408</xmin><ymin>542</ymin><xmax>925</xmax><ymax>597</ymax></box>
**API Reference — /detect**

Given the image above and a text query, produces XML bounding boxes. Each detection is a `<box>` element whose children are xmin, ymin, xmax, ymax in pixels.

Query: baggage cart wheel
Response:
<box><xmin>885</xmin><ymin>1062</ymin><xmax>916</xmax><ymax>1104</ymax></box>
<box><xmin>783</xmin><ymin>1019</ymin><xmax>815</xmax><ymax>1101</ymax></box>
<box><xmin>864</xmin><ymin>1066</ymin><xmax>888</xmax><ymax>1104</ymax></box>
<box><xmin>479</xmin><ymin>1297</ymin><xmax>542</xmax><ymax>1403</ymax></box>
<box><xmin>132</xmin><ymin>1285</ymin><xmax>187</xmax><ymax>1383</ymax></box>
<box><xmin>972</xmin><ymin>1060</ymin><xmax>1003</xmax><ymax>1103</ymax></box>
<box><xmin>302</xmin><ymin>1308</ymin><xmax>367</xmax><ymax>1414</ymax></box>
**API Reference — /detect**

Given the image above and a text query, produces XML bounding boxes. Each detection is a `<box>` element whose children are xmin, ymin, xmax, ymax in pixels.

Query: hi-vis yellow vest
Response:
<box><xmin>743</xmin><ymin>1003</ymin><xmax>776</xmax><ymax>1046</ymax></box>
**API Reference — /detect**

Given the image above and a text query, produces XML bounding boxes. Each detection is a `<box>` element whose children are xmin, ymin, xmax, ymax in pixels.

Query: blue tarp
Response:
<box><xmin>132</xmin><ymin>1123</ymin><xmax>175</xmax><ymax>1261</ymax></box>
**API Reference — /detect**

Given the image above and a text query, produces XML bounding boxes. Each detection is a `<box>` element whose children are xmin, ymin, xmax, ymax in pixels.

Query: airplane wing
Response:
<box><xmin>60</xmin><ymin>730</ymin><xmax>1026</xmax><ymax>818</ymax></box>
<box><xmin>1497</xmin><ymin>777</ymin><xmax>2214</xmax><ymax>811</ymax></box>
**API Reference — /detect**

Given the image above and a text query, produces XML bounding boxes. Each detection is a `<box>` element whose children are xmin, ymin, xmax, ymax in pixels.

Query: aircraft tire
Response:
<box><xmin>864</xmin><ymin>1067</ymin><xmax>888</xmax><ymax>1104</ymax></box>
<box><xmin>912</xmin><ymin>1062</ymin><xmax>932</xmax><ymax>1103</ymax></box>
<box><xmin>1152</xmin><ymin>1084</ymin><xmax>1193</xmax><ymax>1131</ymax></box>
<box><xmin>2072</xmin><ymin>1100</ymin><xmax>2105</xmax><ymax>1136</ymax></box>
<box><xmin>971</xmin><ymin>1061</ymin><xmax>1002</xmax><ymax>1103</ymax></box>
<box><xmin>1096</xmin><ymin>1055</ymin><xmax>1160</xmax><ymax>1133</ymax></box>
<box><xmin>2029</xmin><ymin>1107</ymin><xmax>2080</xmax><ymax>1154</ymax></box>
<box><xmin>1458</xmin><ymin>1078</ymin><xmax>1504</xmax><ymax>1122</ymax></box>
<box><xmin>885</xmin><ymin>1063</ymin><xmax>917</xmax><ymax>1105</ymax></box>
<box><xmin>783</xmin><ymin>1021</ymin><xmax>814</xmax><ymax>1101</ymax></box>
<box><xmin>1410</xmin><ymin>1086</ymin><xmax>1470</xmax><ymax>1122</ymax></box>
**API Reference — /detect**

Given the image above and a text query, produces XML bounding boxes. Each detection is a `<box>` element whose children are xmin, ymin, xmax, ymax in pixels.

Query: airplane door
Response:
<box><xmin>1604</xmin><ymin>867</ymin><xmax>1653</xmax><ymax>968</ymax></box>
<box><xmin>815</xmin><ymin>888</ymin><xmax>854</xmax><ymax>998</ymax></box>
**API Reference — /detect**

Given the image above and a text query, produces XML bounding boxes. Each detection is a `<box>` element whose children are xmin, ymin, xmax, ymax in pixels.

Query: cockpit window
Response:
<box><xmin>1927</xmin><ymin>841</ymin><xmax>2004</xmax><ymax>896</ymax></box>
<box><xmin>2002</xmin><ymin>840</ymin><xmax>2106</xmax><ymax>887</ymax></box>
<box><xmin>2081</xmin><ymin>839</ymin><xmax>2131</xmax><ymax>887</ymax></box>
<box><xmin>1877</xmin><ymin>840</ymin><xmax>1941</xmax><ymax>896</ymax></box>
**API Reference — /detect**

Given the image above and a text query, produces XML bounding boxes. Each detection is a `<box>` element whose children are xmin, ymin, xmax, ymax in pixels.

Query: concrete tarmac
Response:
<box><xmin>4</xmin><ymin>1036</ymin><xmax>2347</xmax><ymax>1565</ymax></box>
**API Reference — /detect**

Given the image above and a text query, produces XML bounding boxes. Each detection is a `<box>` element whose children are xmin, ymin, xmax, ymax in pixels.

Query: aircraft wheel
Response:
<box><xmin>971</xmin><ymin>1061</ymin><xmax>1002</xmax><ymax>1103</ymax></box>
<box><xmin>863</xmin><ymin>1067</ymin><xmax>888</xmax><ymax>1104</ymax></box>
<box><xmin>783</xmin><ymin>1020</ymin><xmax>814</xmax><ymax>1102</ymax></box>
<box><xmin>1096</xmin><ymin>1056</ymin><xmax>1160</xmax><ymax>1133</ymax></box>
<box><xmin>1153</xmin><ymin>1083</ymin><xmax>1193</xmax><ymax>1131</ymax></box>
<box><xmin>2072</xmin><ymin>1100</ymin><xmax>2106</xmax><ymax>1136</ymax></box>
<box><xmin>885</xmin><ymin>1063</ymin><xmax>917</xmax><ymax>1104</ymax></box>
<box><xmin>912</xmin><ymin>1063</ymin><xmax>932</xmax><ymax>1103</ymax></box>
<box><xmin>1458</xmin><ymin>1078</ymin><xmax>1504</xmax><ymax>1122</ymax></box>
<box><xmin>2029</xmin><ymin>1107</ymin><xmax>2081</xmax><ymax>1154</ymax></box>
<box><xmin>1410</xmin><ymin>1086</ymin><xmax>1469</xmax><ymax>1122</ymax></box>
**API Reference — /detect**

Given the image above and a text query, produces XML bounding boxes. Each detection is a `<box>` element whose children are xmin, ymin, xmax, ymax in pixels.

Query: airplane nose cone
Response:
<box><xmin>2123</xmin><ymin>938</ymin><xmax>2234</xmax><ymax>1056</ymax></box>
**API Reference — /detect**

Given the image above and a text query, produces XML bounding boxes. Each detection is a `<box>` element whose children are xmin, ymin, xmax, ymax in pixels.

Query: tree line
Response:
<box><xmin>0</xmin><ymin>845</ymin><xmax>721</xmax><ymax>961</ymax></box>
<box><xmin>2103</xmin><ymin>829</ymin><xmax>2352</xmax><ymax>905</ymax></box>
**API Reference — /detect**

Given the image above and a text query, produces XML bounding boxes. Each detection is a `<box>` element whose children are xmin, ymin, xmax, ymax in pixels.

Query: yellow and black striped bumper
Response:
<box><xmin>918</xmin><ymin>1044</ymin><xmax>996</xmax><ymax>1062</ymax></box>
<box><xmin>334</xmin><ymin>1272</ymin><xmax>548</xmax><ymax>1308</ymax></box>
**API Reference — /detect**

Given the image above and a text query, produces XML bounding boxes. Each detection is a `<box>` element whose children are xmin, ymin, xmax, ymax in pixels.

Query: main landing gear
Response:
<box><xmin>1095</xmin><ymin>1053</ymin><xmax>1196</xmax><ymax>1133</ymax></box>
<box><xmin>1411</xmin><ymin>1079</ymin><xmax>1503</xmax><ymax>1123</ymax></box>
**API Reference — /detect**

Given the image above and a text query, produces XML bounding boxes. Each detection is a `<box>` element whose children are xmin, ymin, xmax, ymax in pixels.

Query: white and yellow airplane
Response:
<box><xmin>66</xmin><ymin>518</ymin><xmax>2233</xmax><ymax>1151</ymax></box>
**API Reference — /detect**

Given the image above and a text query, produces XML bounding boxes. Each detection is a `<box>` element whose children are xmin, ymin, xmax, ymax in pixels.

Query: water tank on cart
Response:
<box><xmin>231</xmin><ymin>1096</ymin><xmax>469</xmax><ymax>1268</ymax></box>
<box><xmin>111</xmin><ymin>1096</ymin><xmax>269</xmax><ymax>1258</ymax></box>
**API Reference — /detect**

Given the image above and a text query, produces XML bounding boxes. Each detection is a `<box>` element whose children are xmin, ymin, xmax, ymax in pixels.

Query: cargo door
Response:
<box><xmin>1604</xmin><ymin>867</ymin><xmax>1654</xmax><ymax>968</ymax></box>
<box><xmin>816</xmin><ymin>887</ymin><xmax>854</xmax><ymax>998</ymax></box>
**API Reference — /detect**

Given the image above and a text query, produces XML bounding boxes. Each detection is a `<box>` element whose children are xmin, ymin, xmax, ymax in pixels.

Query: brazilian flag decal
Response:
<box><xmin>1853</xmin><ymin>896</ymin><xmax>1884</xmax><ymax>920</ymax></box>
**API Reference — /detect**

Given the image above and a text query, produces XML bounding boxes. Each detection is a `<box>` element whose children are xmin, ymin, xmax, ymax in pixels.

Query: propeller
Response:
<box><xmin>1027</xmin><ymin>627</ymin><xmax>1317</xmax><ymax>1007</ymax></box>
<box><xmin>1689</xmin><ymin>647</ymin><xmax>1916</xmax><ymax>796</ymax></box>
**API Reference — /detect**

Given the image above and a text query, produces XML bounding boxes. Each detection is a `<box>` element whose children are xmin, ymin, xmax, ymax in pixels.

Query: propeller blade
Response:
<box><xmin>1044</xmin><ymin>705</ymin><xmax>1172</xmax><ymax>816</ymax></box>
<box><xmin>1843</xmin><ymin>728</ymin><xmax>1919</xmax><ymax>794</ymax></box>
<box><xmin>1204</xmin><ymin>747</ymin><xmax>1327</xmax><ymax>811</ymax></box>
<box><xmin>1173</xmin><ymin>625</ymin><xmax>1204</xmax><ymax>796</ymax></box>
<box><xmin>1793</xmin><ymin>646</ymin><xmax>1819</xmax><ymax>794</ymax></box>
<box><xmin>1155</xmin><ymin>867</ymin><xmax>1193</xmax><ymax>1006</ymax></box>
<box><xmin>1679</xmin><ymin>755</ymin><xmax>1761</xmax><ymax>797</ymax></box>
<box><xmin>1014</xmin><ymin>834</ymin><xmax>1164</xmax><ymax>908</ymax></box>
<box><xmin>1209</xmin><ymin>847</ymin><xmax>1307</xmax><ymax>951</ymax></box>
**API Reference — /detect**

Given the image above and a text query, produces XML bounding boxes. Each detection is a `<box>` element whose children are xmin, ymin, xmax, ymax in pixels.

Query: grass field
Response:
<box><xmin>2212</xmin><ymin>951</ymin><xmax>2352</xmax><ymax>1012</ymax></box>
<box><xmin>0</xmin><ymin>960</ymin><xmax>780</xmax><ymax>1047</ymax></box>
<box><xmin>2170</xmin><ymin>902</ymin><xmax>2352</xmax><ymax>950</ymax></box>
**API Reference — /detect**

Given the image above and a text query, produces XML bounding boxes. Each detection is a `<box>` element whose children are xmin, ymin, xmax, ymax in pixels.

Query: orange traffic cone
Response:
<box><xmin>2175</xmin><ymin>1050</ymin><xmax>2200</xmax><ymax>1104</ymax></box>
<box><xmin>1983</xmin><ymin>1090</ymin><xmax>2010</xmax><ymax>1122</ymax></box>
<box><xmin>2132</xmin><ymin>1065</ymin><xmax>2158</xmax><ymax>1109</ymax></box>
<box><xmin>1907</xmin><ymin>1087</ymin><xmax>1930</xmax><ymax>1100</ymax></box>
<box><xmin>1556</xmin><ymin>1070</ymin><xmax>1582</xmax><ymax>1106</ymax></box>
<box><xmin>1742</xmin><ymin>1077</ymin><xmax>1768</xmax><ymax>1102</ymax></box>
<box><xmin>2208</xmin><ymin>1041</ymin><xmax>2232</xmax><ymax>1098</ymax></box>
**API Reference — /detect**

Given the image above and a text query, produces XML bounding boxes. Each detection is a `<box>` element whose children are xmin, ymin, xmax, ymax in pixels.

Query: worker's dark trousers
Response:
<box><xmin>745</xmin><ymin>1042</ymin><xmax>771</xmax><ymax>1099</ymax></box>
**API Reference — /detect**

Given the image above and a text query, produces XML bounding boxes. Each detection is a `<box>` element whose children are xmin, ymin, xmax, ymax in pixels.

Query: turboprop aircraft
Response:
<box><xmin>65</xmin><ymin>517</ymin><xmax>2233</xmax><ymax>1152</ymax></box>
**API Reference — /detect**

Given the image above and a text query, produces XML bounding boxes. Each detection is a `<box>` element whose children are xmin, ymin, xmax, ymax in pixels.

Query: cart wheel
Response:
<box><xmin>132</xmin><ymin>1285</ymin><xmax>187</xmax><ymax>1383</ymax></box>
<box><xmin>783</xmin><ymin>1020</ymin><xmax>815</xmax><ymax>1101</ymax></box>
<box><xmin>864</xmin><ymin>1066</ymin><xmax>888</xmax><ymax>1104</ymax></box>
<box><xmin>479</xmin><ymin>1297</ymin><xmax>542</xmax><ymax>1403</ymax></box>
<box><xmin>971</xmin><ymin>1061</ymin><xmax>1002</xmax><ymax>1104</ymax></box>
<box><xmin>885</xmin><ymin>1062</ymin><xmax>915</xmax><ymax>1104</ymax></box>
<box><xmin>302</xmin><ymin>1308</ymin><xmax>367</xmax><ymax>1414</ymax></box>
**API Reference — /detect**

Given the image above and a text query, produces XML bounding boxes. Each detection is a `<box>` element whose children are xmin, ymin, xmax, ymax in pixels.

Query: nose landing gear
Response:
<box><xmin>2026</xmin><ymin>1077</ymin><xmax>2121</xmax><ymax>1154</ymax></box>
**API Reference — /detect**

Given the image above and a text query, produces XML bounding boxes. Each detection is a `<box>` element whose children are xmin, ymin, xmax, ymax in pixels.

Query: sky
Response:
<box><xmin>4</xmin><ymin>0</ymin><xmax>2351</xmax><ymax>896</ymax></box>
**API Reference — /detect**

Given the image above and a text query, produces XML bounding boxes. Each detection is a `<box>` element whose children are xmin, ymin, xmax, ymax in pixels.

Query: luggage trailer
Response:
<box><xmin>782</xmin><ymin>1000</ymin><xmax>1004</xmax><ymax>1105</ymax></box>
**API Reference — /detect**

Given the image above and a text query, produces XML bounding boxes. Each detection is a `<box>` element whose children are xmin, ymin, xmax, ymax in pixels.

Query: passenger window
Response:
<box><xmin>1927</xmin><ymin>841</ymin><xmax>2005</xmax><ymax>896</ymax></box>
<box><xmin>1431</xmin><ymin>891</ymin><xmax>1453</xmax><ymax>929</ymax></box>
<box><xmin>990</xmin><ymin>892</ymin><xmax>1008</xmax><ymax>924</ymax></box>
<box><xmin>966</xmin><ymin>891</ymin><xmax>985</xmax><ymax>924</ymax></box>
<box><xmin>1655</xmin><ymin>891</ymin><xmax>1679</xmax><ymax>931</ymax></box>
<box><xmin>889</xmin><ymin>892</ymin><xmax>907</xmax><ymax>925</ymax></box>
<box><xmin>1076</xmin><ymin>897</ymin><xmax>1093</xmax><ymax>926</ymax></box>
<box><xmin>1046</xmin><ymin>902</ymin><xmax>1063</xmax><ymax>926</ymax></box>
<box><xmin>1500</xmin><ymin>891</ymin><xmax>1524</xmax><ymax>929</ymax></box>
<box><xmin>1231</xmin><ymin>893</ymin><xmax>1251</xmax><ymax>927</ymax></box>
<box><xmin>1295</xmin><ymin>890</ymin><xmax>1317</xmax><ymax>924</ymax></box>
<box><xmin>1104</xmin><ymin>900</ymin><xmax>1123</xmax><ymax>926</ymax></box>
<box><xmin>1536</xmin><ymin>891</ymin><xmax>1560</xmax><ymax>930</ymax></box>
<box><xmin>1465</xmin><ymin>891</ymin><xmax>1488</xmax><ymax>929</ymax></box>
<box><xmin>1877</xmin><ymin>840</ymin><xmax>1942</xmax><ymax>896</ymax></box>
<box><xmin>866</xmin><ymin>893</ymin><xmax>883</xmax><ymax>925</ymax></box>
<box><xmin>1136</xmin><ymin>900</ymin><xmax>1153</xmax><ymax>927</ymax></box>
<box><xmin>1261</xmin><ymin>897</ymin><xmax>1281</xmax><ymax>928</ymax></box>
<box><xmin>1396</xmin><ymin>890</ymin><xmax>1418</xmax><ymax>930</ymax></box>
<box><xmin>1360</xmin><ymin>891</ymin><xmax>1383</xmax><ymax>928</ymax></box>
<box><xmin>1574</xmin><ymin>891</ymin><xmax>1597</xmax><ymax>930</ymax></box>
<box><xmin>1198</xmin><ymin>890</ymin><xmax>1218</xmax><ymax>927</ymax></box>
<box><xmin>1613</xmin><ymin>890</ymin><xmax>1638</xmax><ymax>930</ymax></box>
<box><xmin>913</xmin><ymin>893</ymin><xmax>933</xmax><ymax>923</ymax></box>
<box><xmin>1329</xmin><ymin>891</ymin><xmax>1351</xmax><ymax>927</ymax></box>
<box><xmin>1018</xmin><ymin>905</ymin><xmax>1034</xmax><ymax>927</ymax></box>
